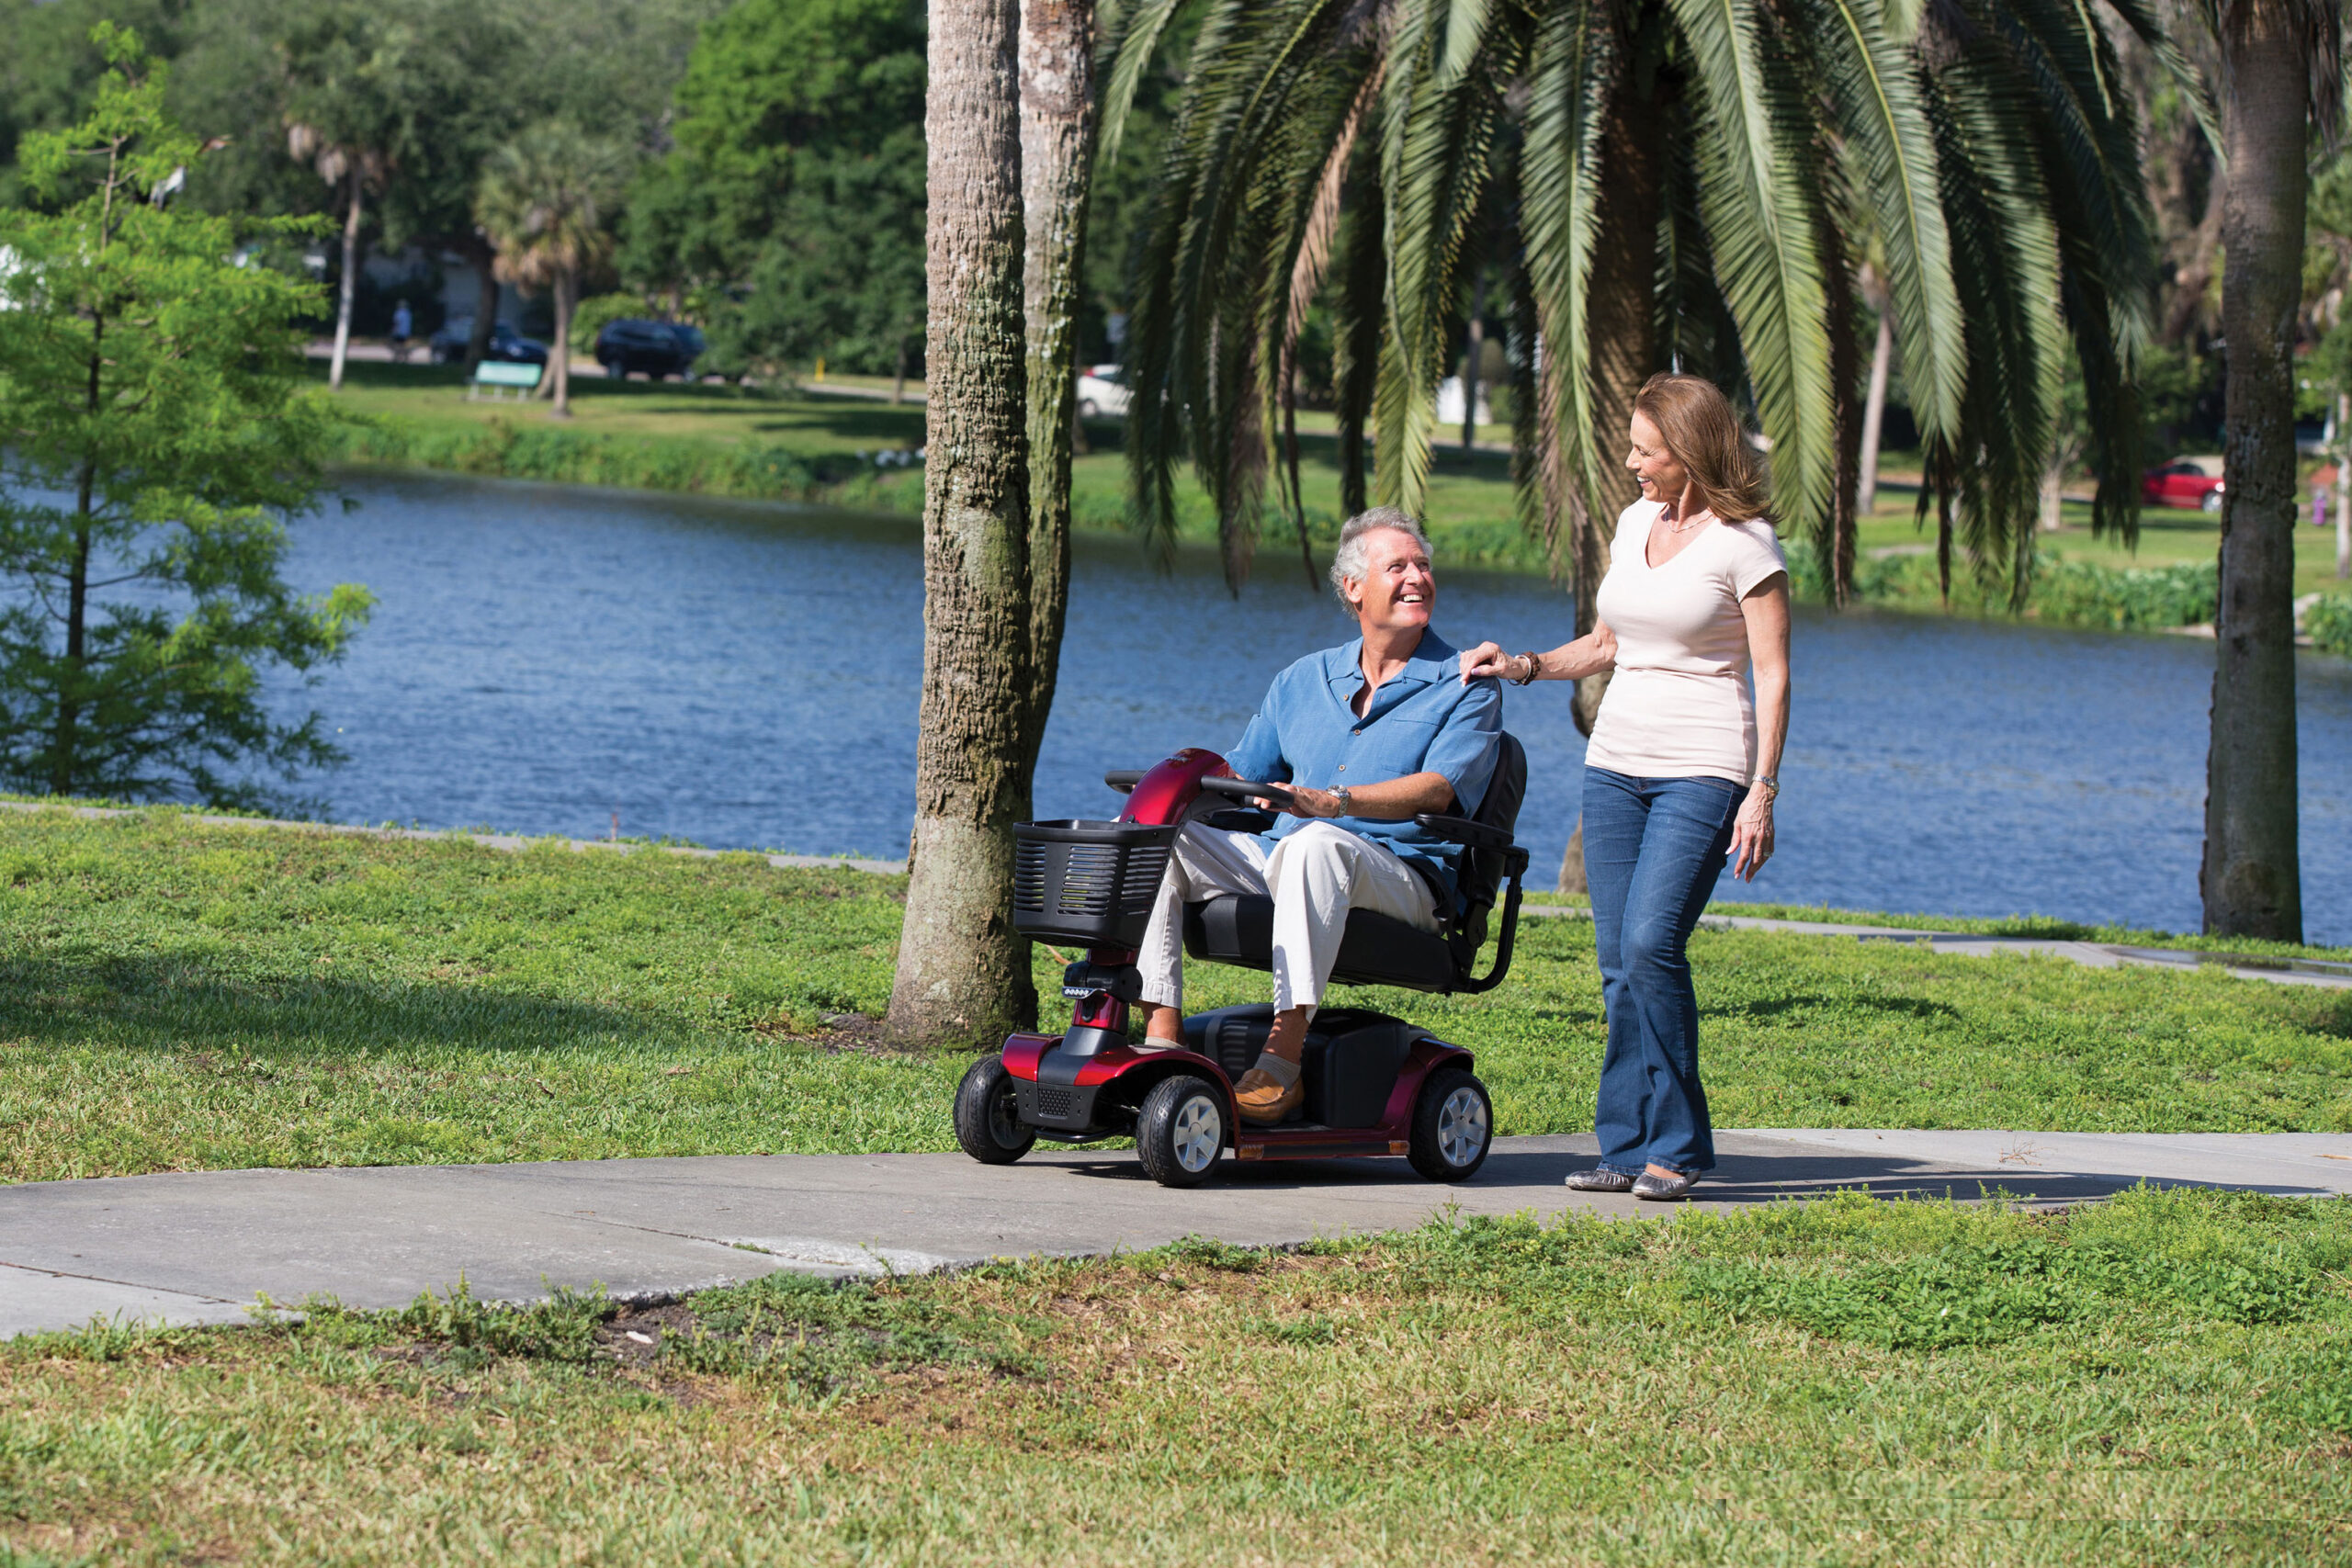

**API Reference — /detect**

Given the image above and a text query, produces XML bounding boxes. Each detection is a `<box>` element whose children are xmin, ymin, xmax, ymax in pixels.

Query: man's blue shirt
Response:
<box><xmin>1227</xmin><ymin>627</ymin><xmax>1503</xmax><ymax>905</ymax></box>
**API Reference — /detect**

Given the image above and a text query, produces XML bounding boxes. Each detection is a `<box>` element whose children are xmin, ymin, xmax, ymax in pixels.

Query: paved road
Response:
<box><xmin>4</xmin><ymin>1130</ymin><xmax>2345</xmax><ymax>1339</ymax></box>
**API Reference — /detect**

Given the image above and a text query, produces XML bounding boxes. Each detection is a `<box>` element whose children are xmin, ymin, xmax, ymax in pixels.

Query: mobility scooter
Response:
<box><xmin>952</xmin><ymin>738</ymin><xmax>1532</xmax><ymax>1187</ymax></box>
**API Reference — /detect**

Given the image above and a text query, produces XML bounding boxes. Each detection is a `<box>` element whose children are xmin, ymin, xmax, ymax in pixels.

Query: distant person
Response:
<box><xmin>1460</xmin><ymin>372</ymin><xmax>1790</xmax><ymax>1201</ymax></box>
<box><xmin>390</xmin><ymin>300</ymin><xmax>413</xmax><ymax>362</ymax></box>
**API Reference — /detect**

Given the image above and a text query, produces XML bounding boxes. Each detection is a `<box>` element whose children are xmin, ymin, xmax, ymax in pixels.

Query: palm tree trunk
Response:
<box><xmin>1575</xmin><ymin>62</ymin><xmax>1663</xmax><ymax>734</ymax></box>
<box><xmin>2201</xmin><ymin>0</ymin><xmax>2308</xmax><ymax>942</ymax></box>
<box><xmin>1555</xmin><ymin>64</ymin><xmax>1666</xmax><ymax>896</ymax></box>
<box><xmin>550</xmin><ymin>269</ymin><xmax>575</xmax><ymax>417</ymax></box>
<box><xmin>2336</xmin><ymin>391</ymin><xmax>2348</xmax><ymax>579</ymax></box>
<box><xmin>329</xmin><ymin>167</ymin><xmax>362</xmax><ymax>392</ymax></box>
<box><xmin>1857</xmin><ymin>306</ymin><xmax>1892</xmax><ymax>519</ymax></box>
<box><xmin>1461</xmin><ymin>270</ymin><xmax>1485</xmax><ymax>453</ymax></box>
<box><xmin>463</xmin><ymin>235</ymin><xmax>500</xmax><ymax>374</ymax></box>
<box><xmin>887</xmin><ymin>0</ymin><xmax>1037</xmax><ymax>1045</ymax></box>
<box><xmin>1017</xmin><ymin>0</ymin><xmax>1095</xmax><ymax>811</ymax></box>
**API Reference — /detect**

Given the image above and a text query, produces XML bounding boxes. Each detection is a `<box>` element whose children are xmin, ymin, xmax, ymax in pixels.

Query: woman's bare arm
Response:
<box><xmin>1458</xmin><ymin>624</ymin><xmax>1617</xmax><ymax>685</ymax></box>
<box><xmin>1728</xmin><ymin>576</ymin><xmax>1790</xmax><ymax>881</ymax></box>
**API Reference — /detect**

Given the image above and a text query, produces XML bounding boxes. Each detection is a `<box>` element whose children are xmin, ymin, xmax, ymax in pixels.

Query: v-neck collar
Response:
<box><xmin>1643</xmin><ymin>502</ymin><xmax>1719</xmax><ymax>571</ymax></box>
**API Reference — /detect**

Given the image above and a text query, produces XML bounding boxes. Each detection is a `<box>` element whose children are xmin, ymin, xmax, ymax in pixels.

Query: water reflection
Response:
<box><xmin>277</xmin><ymin>472</ymin><xmax>2352</xmax><ymax>942</ymax></box>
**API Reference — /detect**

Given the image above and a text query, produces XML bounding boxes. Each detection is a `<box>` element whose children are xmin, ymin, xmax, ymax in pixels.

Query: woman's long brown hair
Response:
<box><xmin>1633</xmin><ymin>372</ymin><xmax>1772</xmax><ymax>525</ymax></box>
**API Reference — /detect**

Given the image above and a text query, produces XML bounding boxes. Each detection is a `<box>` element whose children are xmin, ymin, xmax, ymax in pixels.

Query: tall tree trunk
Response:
<box><xmin>887</xmin><ymin>0</ymin><xmax>1037</xmax><ymax>1045</ymax></box>
<box><xmin>2336</xmin><ymin>391</ymin><xmax>2349</xmax><ymax>579</ymax></box>
<box><xmin>1857</xmin><ymin>305</ymin><xmax>1892</xmax><ymax>519</ymax></box>
<box><xmin>1460</xmin><ymin>270</ymin><xmax>1485</xmax><ymax>453</ymax></box>
<box><xmin>1576</xmin><ymin>64</ymin><xmax>1662</xmax><ymax>730</ymax></box>
<box><xmin>2201</xmin><ymin>1</ymin><xmax>2308</xmax><ymax>942</ymax></box>
<box><xmin>56</xmin><ymin>477</ymin><xmax>92</xmax><ymax>798</ymax></box>
<box><xmin>2039</xmin><ymin>465</ymin><xmax>2064</xmax><ymax>532</ymax></box>
<box><xmin>1555</xmin><ymin>64</ymin><xmax>1666</xmax><ymax>894</ymax></box>
<box><xmin>329</xmin><ymin>167</ymin><xmax>362</xmax><ymax>392</ymax></box>
<box><xmin>549</xmin><ymin>269</ymin><xmax>575</xmax><ymax>417</ymax></box>
<box><xmin>463</xmin><ymin>234</ymin><xmax>500</xmax><ymax>374</ymax></box>
<box><xmin>1017</xmin><ymin>0</ymin><xmax>1095</xmax><ymax>817</ymax></box>
<box><xmin>55</xmin><ymin>321</ymin><xmax>105</xmax><ymax>797</ymax></box>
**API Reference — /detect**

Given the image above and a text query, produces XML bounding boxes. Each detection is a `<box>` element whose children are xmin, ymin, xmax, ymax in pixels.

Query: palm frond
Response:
<box><xmin>1668</xmin><ymin>0</ymin><xmax>1839</xmax><ymax>535</ymax></box>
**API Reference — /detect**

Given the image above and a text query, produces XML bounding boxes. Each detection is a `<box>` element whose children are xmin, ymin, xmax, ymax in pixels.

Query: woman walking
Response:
<box><xmin>1462</xmin><ymin>373</ymin><xmax>1790</xmax><ymax>1200</ymax></box>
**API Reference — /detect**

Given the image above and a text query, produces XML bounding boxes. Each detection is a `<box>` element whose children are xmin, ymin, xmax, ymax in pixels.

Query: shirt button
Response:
<box><xmin>1352</xmin><ymin>728</ymin><xmax>1361</xmax><ymax>736</ymax></box>
<box><xmin>1337</xmin><ymin>764</ymin><xmax>1346</xmax><ymax>772</ymax></box>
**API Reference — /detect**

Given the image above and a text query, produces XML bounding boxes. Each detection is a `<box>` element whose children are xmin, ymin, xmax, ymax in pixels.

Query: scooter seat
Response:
<box><xmin>1182</xmin><ymin>896</ymin><xmax>1459</xmax><ymax>995</ymax></box>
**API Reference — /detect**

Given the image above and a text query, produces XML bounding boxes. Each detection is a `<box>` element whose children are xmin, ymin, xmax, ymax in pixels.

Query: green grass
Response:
<box><xmin>1</xmin><ymin>803</ymin><xmax>2346</xmax><ymax>1186</ymax></box>
<box><xmin>3</xmin><ymin>1186</ymin><xmax>2346</xmax><ymax>1564</ymax></box>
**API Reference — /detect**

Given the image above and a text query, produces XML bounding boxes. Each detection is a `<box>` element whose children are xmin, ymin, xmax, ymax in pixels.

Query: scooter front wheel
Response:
<box><xmin>1136</xmin><ymin>1075</ymin><xmax>1226</xmax><ymax>1188</ymax></box>
<box><xmin>954</xmin><ymin>1055</ymin><xmax>1036</xmax><ymax>1165</ymax></box>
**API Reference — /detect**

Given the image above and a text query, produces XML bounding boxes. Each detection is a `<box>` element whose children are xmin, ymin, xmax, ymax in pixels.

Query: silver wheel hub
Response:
<box><xmin>1171</xmin><ymin>1096</ymin><xmax>1222</xmax><ymax>1173</ymax></box>
<box><xmin>1436</xmin><ymin>1086</ymin><xmax>1488</xmax><ymax>1168</ymax></box>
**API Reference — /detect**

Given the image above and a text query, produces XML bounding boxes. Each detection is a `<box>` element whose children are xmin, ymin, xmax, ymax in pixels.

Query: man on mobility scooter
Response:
<box><xmin>955</xmin><ymin>508</ymin><xmax>1534</xmax><ymax>1187</ymax></box>
<box><xmin>1130</xmin><ymin>509</ymin><xmax>1501</xmax><ymax>1123</ymax></box>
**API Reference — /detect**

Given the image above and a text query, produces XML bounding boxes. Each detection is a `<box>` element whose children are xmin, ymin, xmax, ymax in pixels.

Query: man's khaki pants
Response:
<box><xmin>1135</xmin><ymin>821</ymin><xmax>1441</xmax><ymax>1018</ymax></box>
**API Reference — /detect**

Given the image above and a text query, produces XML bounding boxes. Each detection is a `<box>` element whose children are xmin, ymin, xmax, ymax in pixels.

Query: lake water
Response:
<box><xmin>273</xmin><ymin>471</ymin><xmax>2352</xmax><ymax>942</ymax></box>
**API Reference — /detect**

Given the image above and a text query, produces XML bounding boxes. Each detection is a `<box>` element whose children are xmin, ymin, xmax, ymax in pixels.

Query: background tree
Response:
<box><xmin>621</xmin><ymin>0</ymin><xmax>928</xmax><ymax>389</ymax></box>
<box><xmin>1112</xmin><ymin>0</ymin><xmax>2175</xmax><ymax>618</ymax></box>
<box><xmin>2199</xmin><ymin>0</ymin><xmax>2343</xmax><ymax>942</ymax></box>
<box><xmin>886</xmin><ymin>0</ymin><xmax>1037</xmax><ymax>1045</ymax></box>
<box><xmin>278</xmin><ymin>3</ymin><xmax>404</xmax><ymax>392</ymax></box>
<box><xmin>474</xmin><ymin>122</ymin><xmax>630</xmax><ymax>417</ymax></box>
<box><xmin>0</xmin><ymin>27</ymin><xmax>371</xmax><ymax>807</ymax></box>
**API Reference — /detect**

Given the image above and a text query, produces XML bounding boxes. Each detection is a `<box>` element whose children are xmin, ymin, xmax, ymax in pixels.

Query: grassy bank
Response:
<box><xmin>317</xmin><ymin>362</ymin><xmax>2352</xmax><ymax>634</ymax></box>
<box><xmin>2</xmin><ymin>803</ymin><xmax>2346</xmax><ymax>1186</ymax></box>
<box><xmin>4</xmin><ymin>1185</ymin><xmax>2347</xmax><ymax>1565</ymax></box>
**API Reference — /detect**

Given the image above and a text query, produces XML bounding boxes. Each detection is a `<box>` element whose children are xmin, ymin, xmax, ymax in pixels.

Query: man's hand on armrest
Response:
<box><xmin>1280</xmin><ymin>772</ymin><xmax>1455</xmax><ymax>821</ymax></box>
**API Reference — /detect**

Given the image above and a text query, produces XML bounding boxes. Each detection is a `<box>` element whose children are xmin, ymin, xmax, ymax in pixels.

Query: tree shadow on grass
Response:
<box><xmin>0</xmin><ymin>953</ymin><xmax>676</xmax><ymax>1060</ymax></box>
<box><xmin>1715</xmin><ymin>993</ymin><xmax>1965</xmax><ymax>1026</ymax></box>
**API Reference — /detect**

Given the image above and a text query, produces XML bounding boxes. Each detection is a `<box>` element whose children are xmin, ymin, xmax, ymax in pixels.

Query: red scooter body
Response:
<box><xmin>995</xmin><ymin>749</ymin><xmax>1476</xmax><ymax>1168</ymax></box>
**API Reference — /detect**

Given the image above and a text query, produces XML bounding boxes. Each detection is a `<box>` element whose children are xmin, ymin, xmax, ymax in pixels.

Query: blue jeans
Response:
<box><xmin>1581</xmin><ymin>766</ymin><xmax>1741</xmax><ymax>1177</ymax></box>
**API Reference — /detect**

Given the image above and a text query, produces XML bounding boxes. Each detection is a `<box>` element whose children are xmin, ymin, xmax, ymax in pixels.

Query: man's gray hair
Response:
<box><xmin>1328</xmin><ymin>507</ymin><xmax>1432</xmax><ymax>607</ymax></box>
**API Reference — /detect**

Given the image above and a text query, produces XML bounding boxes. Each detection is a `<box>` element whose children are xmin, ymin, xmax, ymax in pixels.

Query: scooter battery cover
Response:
<box><xmin>1182</xmin><ymin>1005</ymin><xmax>1420</xmax><ymax>1128</ymax></box>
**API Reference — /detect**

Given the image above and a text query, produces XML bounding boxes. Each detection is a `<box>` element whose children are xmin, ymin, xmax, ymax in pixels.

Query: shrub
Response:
<box><xmin>2307</xmin><ymin>593</ymin><xmax>2352</xmax><ymax>656</ymax></box>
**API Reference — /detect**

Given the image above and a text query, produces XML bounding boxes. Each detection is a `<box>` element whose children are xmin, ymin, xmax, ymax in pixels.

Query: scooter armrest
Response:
<box><xmin>1202</xmin><ymin>808</ymin><xmax>1276</xmax><ymax>833</ymax></box>
<box><xmin>1412</xmin><ymin>813</ymin><xmax>1515</xmax><ymax>852</ymax></box>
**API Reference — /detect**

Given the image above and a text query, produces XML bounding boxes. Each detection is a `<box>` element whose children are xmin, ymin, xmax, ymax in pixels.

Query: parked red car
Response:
<box><xmin>2143</xmin><ymin>456</ymin><xmax>2225</xmax><ymax>513</ymax></box>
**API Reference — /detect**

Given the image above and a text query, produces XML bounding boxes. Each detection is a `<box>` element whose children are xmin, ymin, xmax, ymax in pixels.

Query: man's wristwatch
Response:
<box><xmin>1753</xmin><ymin>775</ymin><xmax>1779</xmax><ymax>800</ymax></box>
<box><xmin>1331</xmin><ymin>784</ymin><xmax>1353</xmax><ymax>816</ymax></box>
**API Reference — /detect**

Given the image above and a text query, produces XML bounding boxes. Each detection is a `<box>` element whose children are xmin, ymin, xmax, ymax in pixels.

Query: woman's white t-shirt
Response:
<box><xmin>1584</xmin><ymin>500</ymin><xmax>1787</xmax><ymax>784</ymax></box>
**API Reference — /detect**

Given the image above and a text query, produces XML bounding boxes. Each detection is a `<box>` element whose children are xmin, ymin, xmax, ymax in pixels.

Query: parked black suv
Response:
<box><xmin>428</xmin><ymin>320</ymin><xmax>549</xmax><ymax>366</ymax></box>
<box><xmin>595</xmin><ymin>319</ymin><xmax>706</xmax><ymax>379</ymax></box>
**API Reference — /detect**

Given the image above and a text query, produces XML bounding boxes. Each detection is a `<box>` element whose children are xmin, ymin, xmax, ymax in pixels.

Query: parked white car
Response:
<box><xmin>1077</xmin><ymin>364</ymin><xmax>1130</xmax><ymax>419</ymax></box>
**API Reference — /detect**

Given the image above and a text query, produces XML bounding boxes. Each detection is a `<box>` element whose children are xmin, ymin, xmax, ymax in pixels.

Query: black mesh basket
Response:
<box><xmin>1012</xmin><ymin>818</ymin><xmax>1180</xmax><ymax>948</ymax></box>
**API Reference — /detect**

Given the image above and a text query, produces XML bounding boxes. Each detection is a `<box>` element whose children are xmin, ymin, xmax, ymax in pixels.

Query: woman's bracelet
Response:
<box><xmin>1511</xmin><ymin>651</ymin><xmax>1542</xmax><ymax>686</ymax></box>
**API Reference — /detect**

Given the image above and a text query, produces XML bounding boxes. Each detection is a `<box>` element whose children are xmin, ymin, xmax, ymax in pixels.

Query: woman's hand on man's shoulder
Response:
<box><xmin>1460</xmin><ymin>641</ymin><xmax>1512</xmax><ymax>683</ymax></box>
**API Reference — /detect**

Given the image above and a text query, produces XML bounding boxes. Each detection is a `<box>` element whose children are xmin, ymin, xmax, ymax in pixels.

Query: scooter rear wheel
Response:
<box><xmin>1408</xmin><ymin>1067</ymin><xmax>1492</xmax><ymax>1182</ymax></box>
<box><xmin>1136</xmin><ymin>1075</ymin><xmax>1226</xmax><ymax>1188</ymax></box>
<box><xmin>954</xmin><ymin>1055</ymin><xmax>1035</xmax><ymax>1165</ymax></box>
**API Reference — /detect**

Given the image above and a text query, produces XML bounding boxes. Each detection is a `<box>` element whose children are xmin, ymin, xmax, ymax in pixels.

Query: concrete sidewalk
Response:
<box><xmin>4</xmin><ymin>1131</ymin><xmax>2345</xmax><ymax>1340</ymax></box>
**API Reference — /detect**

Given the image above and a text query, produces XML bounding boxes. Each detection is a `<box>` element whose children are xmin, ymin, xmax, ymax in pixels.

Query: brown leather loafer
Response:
<box><xmin>1234</xmin><ymin>1062</ymin><xmax>1303</xmax><ymax>1125</ymax></box>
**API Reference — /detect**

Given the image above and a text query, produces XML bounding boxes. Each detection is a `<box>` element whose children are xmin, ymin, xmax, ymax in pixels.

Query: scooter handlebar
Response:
<box><xmin>1196</xmin><ymin>774</ymin><xmax>1298</xmax><ymax>807</ymax></box>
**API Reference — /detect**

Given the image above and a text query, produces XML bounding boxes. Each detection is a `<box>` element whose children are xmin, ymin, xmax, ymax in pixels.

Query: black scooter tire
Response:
<box><xmin>954</xmin><ymin>1055</ymin><xmax>1035</xmax><ymax>1165</ymax></box>
<box><xmin>1408</xmin><ymin>1067</ymin><xmax>1492</xmax><ymax>1182</ymax></box>
<box><xmin>1135</xmin><ymin>1075</ymin><xmax>1227</xmax><ymax>1188</ymax></box>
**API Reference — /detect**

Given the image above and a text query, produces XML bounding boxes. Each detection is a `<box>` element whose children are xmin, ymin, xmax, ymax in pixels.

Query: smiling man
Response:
<box><xmin>1133</xmin><ymin>508</ymin><xmax>1503</xmax><ymax>1124</ymax></box>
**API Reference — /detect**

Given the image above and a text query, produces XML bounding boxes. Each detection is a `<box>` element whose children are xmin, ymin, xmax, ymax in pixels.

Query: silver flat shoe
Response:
<box><xmin>1564</xmin><ymin>1168</ymin><xmax>1634</xmax><ymax>1192</ymax></box>
<box><xmin>1632</xmin><ymin>1169</ymin><xmax>1698</xmax><ymax>1201</ymax></box>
